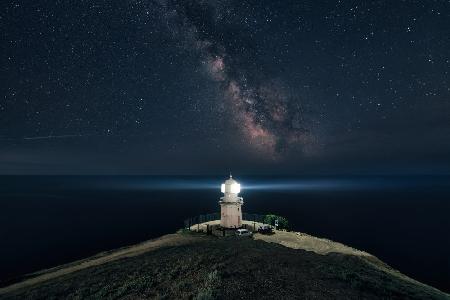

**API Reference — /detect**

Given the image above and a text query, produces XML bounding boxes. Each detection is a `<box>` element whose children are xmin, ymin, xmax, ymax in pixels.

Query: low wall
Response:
<box><xmin>188</xmin><ymin>220</ymin><xmax>266</xmax><ymax>237</ymax></box>
<box><xmin>184</xmin><ymin>213</ymin><xmax>266</xmax><ymax>230</ymax></box>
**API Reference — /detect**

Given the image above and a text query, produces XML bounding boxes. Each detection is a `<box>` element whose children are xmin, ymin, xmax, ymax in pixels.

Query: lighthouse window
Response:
<box><xmin>231</xmin><ymin>183</ymin><xmax>240</xmax><ymax>193</ymax></box>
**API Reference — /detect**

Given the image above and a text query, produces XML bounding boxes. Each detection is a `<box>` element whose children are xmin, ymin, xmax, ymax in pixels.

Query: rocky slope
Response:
<box><xmin>0</xmin><ymin>230</ymin><xmax>448</xmax><ymax>299</ymax></box>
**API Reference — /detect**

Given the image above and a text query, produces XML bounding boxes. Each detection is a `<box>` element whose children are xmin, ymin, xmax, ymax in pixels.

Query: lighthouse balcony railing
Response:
<box><xmin>219</xmin><ymin>196</ymin><xmax>243</xmax><ymax>204</ymax></box>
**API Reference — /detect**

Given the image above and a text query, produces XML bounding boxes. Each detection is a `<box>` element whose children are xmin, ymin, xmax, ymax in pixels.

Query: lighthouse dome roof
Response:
<box><xmin>221</xmin><ymin>175</ymin><xmax>241</xmax><ymax>194</ymax></box>
<box><xmin>224</xmin><ymin>177</ymin><xmax>238</xmax><ymax>185</ymax></box>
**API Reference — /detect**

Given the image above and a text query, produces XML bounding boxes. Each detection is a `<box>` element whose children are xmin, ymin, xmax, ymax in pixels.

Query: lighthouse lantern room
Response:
<box><xmin>219</xmin><ymin>175</ymin><xmax>244</xmax><ymax>228</ymax></box>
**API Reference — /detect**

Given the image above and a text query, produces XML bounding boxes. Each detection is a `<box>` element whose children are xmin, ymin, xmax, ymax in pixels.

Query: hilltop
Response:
<box><xmin>0</xmin><ymin>229</ymin><xmax>448</xmax><ymax>299</ymax></box>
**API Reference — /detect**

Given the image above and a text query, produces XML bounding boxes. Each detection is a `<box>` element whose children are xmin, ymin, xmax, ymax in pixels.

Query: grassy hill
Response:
<box><xmin>0</xmin><ymin>230</ymin><xmax>448</xmax><ymax>299</ymax></box>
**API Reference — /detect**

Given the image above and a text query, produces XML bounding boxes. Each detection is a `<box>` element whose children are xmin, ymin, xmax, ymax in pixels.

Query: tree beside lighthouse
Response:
<box><xmin>219</xmin><ymin>175</ymin><xmax>244</xmax><ymax>228</ymax></box>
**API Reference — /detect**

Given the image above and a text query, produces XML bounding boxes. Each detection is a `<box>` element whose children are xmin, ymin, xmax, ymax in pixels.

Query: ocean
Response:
<box><xmin>0</xmin><ymin>175</ymin><xmax>449</xmax><ymax>292</ymax></box>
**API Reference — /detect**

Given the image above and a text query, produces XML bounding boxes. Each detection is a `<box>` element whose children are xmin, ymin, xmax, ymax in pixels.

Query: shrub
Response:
<box><xmin>264</xmin><ymin>214</ymin><xmax>289</xmax><ymax>230</ymax></box>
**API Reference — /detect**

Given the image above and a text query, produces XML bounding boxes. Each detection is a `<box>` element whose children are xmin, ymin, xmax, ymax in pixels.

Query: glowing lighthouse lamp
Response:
<box><xmin>219</xmin><ymin>175</ymin><xmax>244</xmax><ymax>228</ymax></box>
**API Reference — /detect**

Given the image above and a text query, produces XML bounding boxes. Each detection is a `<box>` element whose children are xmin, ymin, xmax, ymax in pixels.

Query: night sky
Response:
<box><xmin>1</xmin><ymin>0</ymin><xmax>449</xmax><ymax>174</ymax></box>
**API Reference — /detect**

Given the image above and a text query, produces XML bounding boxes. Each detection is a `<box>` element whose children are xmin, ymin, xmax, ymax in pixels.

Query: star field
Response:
<box><xmin>1</xmin><ymin>0</ymin><xmax>449</xmax><ymax>174</ymax></box>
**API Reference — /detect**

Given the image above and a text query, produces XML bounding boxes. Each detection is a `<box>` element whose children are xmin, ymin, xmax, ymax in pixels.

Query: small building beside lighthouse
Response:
<box><xmin>220</xmin><ymin>175</ymin><xmax>244</xmax><ymax>228</ymax></box>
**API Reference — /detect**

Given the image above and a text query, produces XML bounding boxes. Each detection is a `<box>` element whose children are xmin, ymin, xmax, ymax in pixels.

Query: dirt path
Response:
<box><xmin>254</xmin><ymin>230</ymin><xmax>372</xmax><ymax>256</ymax></box>
<box><xmin>253</xmin><ymin>230</ymin><xmax>444</xmax><ymax>293</ymax></box>
<box><xmin>0</xmin><ymin>233</ymin><xmax>202</xmax><ymax>295</ymax></box>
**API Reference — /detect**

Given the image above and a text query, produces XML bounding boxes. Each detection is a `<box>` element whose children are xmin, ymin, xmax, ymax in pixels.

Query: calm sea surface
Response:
<box><xmin>0</xmin><ymin>175</ymin><xmax>449</xmax><ymax>292</ymax></box>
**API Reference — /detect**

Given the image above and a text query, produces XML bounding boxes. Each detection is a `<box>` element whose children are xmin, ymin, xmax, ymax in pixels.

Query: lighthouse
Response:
<box><xmin>219</xmin><ymin>175</ymin><xmax>244</xmax><ymax>228</ymax></box>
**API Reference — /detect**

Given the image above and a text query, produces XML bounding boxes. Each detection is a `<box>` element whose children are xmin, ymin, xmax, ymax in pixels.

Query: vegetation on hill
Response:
<box><xmin>1</xmin><ymin>231</ymin><xmax>447</xmax><ymax>300</ymax></box>
<box><xmin>264</xmin><ymin>214</ymin><xmax>289</xmax><ymax>230</ymax></box>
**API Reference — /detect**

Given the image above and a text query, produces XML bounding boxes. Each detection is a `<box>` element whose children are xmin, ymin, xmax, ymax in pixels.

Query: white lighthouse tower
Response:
<box><xmin>219</xmin><ymin>175</ymin><xmax>244</xmax><ymax>228</ymax></box>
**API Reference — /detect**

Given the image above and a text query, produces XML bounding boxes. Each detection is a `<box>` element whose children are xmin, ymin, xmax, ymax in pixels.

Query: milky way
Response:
<box><xmin>2</xmin><ymin>0</ymin><xmax>449</xmax><ymax>174</ymax></box>
<box><xmin>153</xmin><ymin>0</ymin><xmax>314</xmax><ymax>157</ymax></box>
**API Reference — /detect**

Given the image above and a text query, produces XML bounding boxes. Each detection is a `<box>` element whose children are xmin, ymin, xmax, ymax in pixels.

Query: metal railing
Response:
<box><xmin>184</xmin><ymin>212</ymin><xmax>266</xmax><ymax>229</ymax></box>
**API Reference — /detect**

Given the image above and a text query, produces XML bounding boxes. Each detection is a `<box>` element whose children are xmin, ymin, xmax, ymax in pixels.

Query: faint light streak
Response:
<box><xmin>91</xmin><ymin>178</ymin><xmax>424</xmax><ymax>192</ymax></box>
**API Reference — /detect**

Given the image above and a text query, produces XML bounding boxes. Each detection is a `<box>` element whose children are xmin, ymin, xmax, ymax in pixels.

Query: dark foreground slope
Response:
<box><xmin>1</xmin><ymin>232</ymin><xmax>448</xmax><ymax>300</ymax></box>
